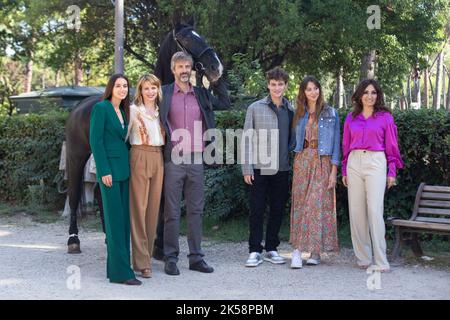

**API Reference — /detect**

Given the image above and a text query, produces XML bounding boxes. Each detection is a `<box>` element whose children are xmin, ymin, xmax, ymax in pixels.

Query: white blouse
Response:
<box><xmin>127</xmin><ymin>104</ymin><xmax>165</xmax><ymax>146</ymax></box>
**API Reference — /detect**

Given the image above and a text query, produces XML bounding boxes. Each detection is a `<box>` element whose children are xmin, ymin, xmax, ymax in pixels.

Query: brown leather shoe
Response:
<box><xmin>141</xmin><ymin>269</ymin><xmax>152</xmax><ymax>278</ymax></box>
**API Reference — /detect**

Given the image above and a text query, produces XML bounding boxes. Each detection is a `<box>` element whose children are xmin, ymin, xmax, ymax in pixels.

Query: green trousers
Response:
<box><xmin>99</xmin><ymin>179</ymin><xmax>135</xmax><ymax>283</ymax></box>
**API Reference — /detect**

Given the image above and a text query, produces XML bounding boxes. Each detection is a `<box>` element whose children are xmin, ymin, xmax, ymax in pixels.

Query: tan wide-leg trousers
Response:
<box><xmin>347</xmin><ymin>150</ymin><xmax>389</xmax><ymax>269</ymax></box>
<box><xmin>129</xmin><ymin>145</ymin><xmax>164</xmax><ymax>271</ymax></box>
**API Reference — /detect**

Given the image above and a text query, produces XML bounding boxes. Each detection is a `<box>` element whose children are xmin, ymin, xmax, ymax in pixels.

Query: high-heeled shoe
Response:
<box><xmin>140</xmin><ymin>269</ymin><xmax>152</xmax><ymax>278</ymax></box>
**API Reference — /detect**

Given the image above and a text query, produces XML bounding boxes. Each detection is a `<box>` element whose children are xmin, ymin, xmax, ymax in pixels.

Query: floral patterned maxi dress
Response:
<box><xmin>289</xmin><ymin>119</ymin><xmax>339</xmax><ymax>253</ymax></box>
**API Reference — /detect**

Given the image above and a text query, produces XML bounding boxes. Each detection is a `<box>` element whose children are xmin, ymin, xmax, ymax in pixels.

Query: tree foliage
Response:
<box><xmin>0</xmin><ymin>0</ymin><xmax>449</xmax><ymax>111</ymax></box>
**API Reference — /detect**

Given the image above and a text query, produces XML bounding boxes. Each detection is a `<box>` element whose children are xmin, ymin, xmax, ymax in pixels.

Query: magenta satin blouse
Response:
<box><xmin>342</xmin><ymin>111</ymin><xmax>404</xmax><ymax>177</ymax></box>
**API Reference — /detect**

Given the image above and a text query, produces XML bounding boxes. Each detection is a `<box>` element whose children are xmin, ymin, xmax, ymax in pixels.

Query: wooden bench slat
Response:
<box><xmin>415</xmin><ymin>217</ymin><xmax>450</xmax><ymax>224</ymax></box>
<box><xmin>391</xmin><ymin>219</ymin><xmax>450</xmax><ymax>232</ymax></box>
<box><xmin>418</xmin><ymin>207</ymin><xmax>450</xmax><ymax>216</ymax></box>
<box><xmin>423</xmin><ymin>185</ymin><xmax>450</xmax><ymax>193</ymax></box>
<box><xmin>419</xmin><ymin>200</ymin><xmax>450</xmax><ymax>208</ymax></box>
<box><xmin>422</xmin><ymin>192</ymin><xmax>450</xmax><ymax>201</ymax></box>
<box><xmin>392</xmin><ymin>185</ymin><xmax>450</xmax><ymax>257</ymax></box>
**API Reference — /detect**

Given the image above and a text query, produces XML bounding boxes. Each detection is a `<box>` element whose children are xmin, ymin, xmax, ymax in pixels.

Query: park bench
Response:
<box><xmin>389</xmin><ymin>183</ymin><xmax>450</xmax><ymax>259</ymax></box>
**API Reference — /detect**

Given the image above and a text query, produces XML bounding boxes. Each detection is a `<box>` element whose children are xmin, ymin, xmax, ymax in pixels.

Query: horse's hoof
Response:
<box><xmin>68</xmin><ymin>244</ymin><xmax>81</xmax><ymax>254</ymax></box>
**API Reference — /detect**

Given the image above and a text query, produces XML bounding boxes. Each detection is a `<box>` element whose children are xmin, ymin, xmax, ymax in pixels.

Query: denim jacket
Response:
<box><xmin>293</xmin><ymin>105</ymin><xmax>340</xmax><ymax>166</ymax></box>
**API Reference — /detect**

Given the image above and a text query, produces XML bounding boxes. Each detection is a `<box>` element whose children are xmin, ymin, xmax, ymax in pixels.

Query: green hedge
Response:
<box><xmin>0</xmin><ymin>108</ymin><xmax>449</xmax><ymax>228</ymax></box>
<box><xmin>209</xmin><ymin>108</ymin><xmax>450</xmax><ymax>226</ymax></box>
<box><xmin>0</xmin><ymin>110</ymin><xmax>68</xmax><ymax>207</ymax></box>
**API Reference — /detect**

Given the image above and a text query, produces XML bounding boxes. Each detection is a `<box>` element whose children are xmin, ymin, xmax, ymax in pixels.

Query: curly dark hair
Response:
<box><xmin>351</xmin><ymin>79</ymin><xmax>390</xmax><ymax>118</ymax></box>
<box><xmin>266</xmin><ymin>67</ymin><xmax>289</xmax><ymax>83</ymax></box>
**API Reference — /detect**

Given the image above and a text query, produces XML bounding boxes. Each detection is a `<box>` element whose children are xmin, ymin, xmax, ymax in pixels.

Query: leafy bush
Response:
<box><xmin>210</xmin><ymin>108</ymin><xmax>450</xmax><ymax>229</ymax></box>
<box><xmin>1</xmin><ymin>108</ymin><xmax>448</xmax><ymax>233</ymax></box>
<box><xmin>0</xmin><ymin>110</ymin><xmax>68</xmax><ymax>208</ymax></box>
<box><xmin>227</xmin><ymin>53</ymin><xmax>267</xmax><ymax>109</ymax></box>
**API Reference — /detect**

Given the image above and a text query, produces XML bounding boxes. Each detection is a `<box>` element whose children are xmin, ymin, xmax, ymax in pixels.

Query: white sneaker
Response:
<box><xmin>264</xmin><ymin>251</ymin><xmax>286</xmax><ymax>264</ymax></box>
<box><xmin>291</xmin><ymin>249</ymin><xmax>302</xmax><ymax>269</ymax></box>
<box><xmin>306</xmin><ymin>254</ymin><xmax>321</xmax><ymax>265</ymax></box>
<box><xmin>245</xmin><ymin>252</ymin><xmax>263</xmax><ymax>267</ymax></box>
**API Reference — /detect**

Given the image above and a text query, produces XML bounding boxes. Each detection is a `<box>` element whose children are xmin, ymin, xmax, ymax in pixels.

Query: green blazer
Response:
<box><xmin>89</xmin><ymin>99</ymin><xmax>129</xmax><ymax>182</ymax></box>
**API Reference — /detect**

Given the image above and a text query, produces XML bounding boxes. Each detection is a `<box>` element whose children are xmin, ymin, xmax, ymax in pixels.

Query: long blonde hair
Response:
<box><xmin>133</xmin><ymin>74</ymin><xmax>163</xmax><ymax>107</ymax></box>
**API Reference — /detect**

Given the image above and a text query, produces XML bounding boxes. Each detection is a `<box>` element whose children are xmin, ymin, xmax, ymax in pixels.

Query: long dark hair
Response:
<box><xmin>351</xmin><ymin>79</ymin><xmax>391</xmax><ymax>118</ymax></box>
<box><xmin>102</xmin><ymin>73</ymin><xmax>130</xmax><ymax>122</ymax></box>
<box><xmin>293</xmin><ymin>76</ymin><xmax>325</xmax><ymax>128</ymax></box>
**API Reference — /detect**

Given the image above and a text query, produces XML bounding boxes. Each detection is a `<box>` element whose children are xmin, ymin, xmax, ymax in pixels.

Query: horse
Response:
<box><xmin>66</xmin><ymin>20</ymin><xmax>224</xmax><ymax>254</ymax></box>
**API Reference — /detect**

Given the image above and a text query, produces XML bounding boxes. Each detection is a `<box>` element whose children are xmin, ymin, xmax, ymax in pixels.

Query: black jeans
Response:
<box><xmin>248</xmin><ymin>169</ymin><xmax>289</xmax><ymax>253</ymax></box>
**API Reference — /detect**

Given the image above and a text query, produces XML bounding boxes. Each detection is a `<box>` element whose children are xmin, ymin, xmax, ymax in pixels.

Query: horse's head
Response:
<box><xmin>173</xmin><ymin>22</ymin><xmax>223</xmax><ymax>83</ymax></box>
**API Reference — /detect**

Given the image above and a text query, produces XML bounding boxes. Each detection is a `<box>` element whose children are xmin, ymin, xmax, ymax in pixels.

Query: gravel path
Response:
<box><xmin>0</xmin><ymin>214</ymin><xmax>449</xmax><ymax>300</ymax></box>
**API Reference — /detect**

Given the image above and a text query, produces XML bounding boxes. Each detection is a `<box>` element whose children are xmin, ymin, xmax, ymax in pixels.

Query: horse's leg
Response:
<box><xmin>67</xmin><ymin>155</ymin><xmax>87</xmax><ymax>254</ymax></box>
<box><xmin>94</xmin><ymin>183</ymin><xmax>106</xmax><ymax>235</ymax></box>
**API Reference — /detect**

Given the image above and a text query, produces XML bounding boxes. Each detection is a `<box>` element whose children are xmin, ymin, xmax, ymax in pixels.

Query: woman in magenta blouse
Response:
<box><xmin>342</xmin><ymin>79</ymin><xmax>403</xmax><ymax>272</ymax></box>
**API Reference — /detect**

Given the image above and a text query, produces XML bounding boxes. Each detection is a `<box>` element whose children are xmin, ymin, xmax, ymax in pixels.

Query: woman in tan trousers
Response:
<box><xmin>128</xmin><ymin>74</ymin><xmax>165</xmax><ymax>278</ymax></box>
<box><xmin>342</xmin><ymin>79</ymin><xmax>403</xmax><ymax>273</ymax></box>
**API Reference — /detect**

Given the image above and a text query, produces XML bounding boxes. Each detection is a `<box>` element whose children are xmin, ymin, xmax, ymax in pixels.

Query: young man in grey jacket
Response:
<box><xmin>241</xmin><ymin>67</ymin><xmax>295</xmax><ymax>267</ymax></box>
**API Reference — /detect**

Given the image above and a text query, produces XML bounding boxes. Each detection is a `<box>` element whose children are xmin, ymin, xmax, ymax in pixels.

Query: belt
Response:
<box><xmin>303</xmin><ymin>139</ymin><xmax>318</xmax><ymax>149</ymax></box>
<box><xmin>131</xmin><ymin>145</ymin><xmax>162</xmax><ymax>152</ymax></box>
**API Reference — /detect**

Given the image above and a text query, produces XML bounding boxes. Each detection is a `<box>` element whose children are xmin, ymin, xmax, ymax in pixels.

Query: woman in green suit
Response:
<box><xmin>90</xmin><ymin>74</ymin><xmax>141</xmax><ymax>285</ymax></box>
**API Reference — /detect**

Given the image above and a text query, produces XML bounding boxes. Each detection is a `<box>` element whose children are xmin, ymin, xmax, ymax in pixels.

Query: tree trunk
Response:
<box><xmin>443</xmin><ymin>70</ymin><xmax>447</xmax><ymax>109</ymax></box>
<box><xmin>416</xmin><ymin>79</ymin><xmax>421</xmax><ymax>108</ymax></box>
<box><xmin>399</xmin><ymin>97</ymin><xmax>405</xmax><ymax>110</ymax></box>
<box><xmin>337</xmin><ymin>67</ymin><xmax>344</xmax><ymax>109</ymax></box>
<box><xmin>74</xmin><ymin>51</ymin><xmax>83</xmax><ymax>86</ymax></box>
<box><xmin>55</xmin><ymin>70</ymin><xmax>61</xmax><ymax>87</ymax></box>
<box><xmin>359</xmin><ymin>50</ymin><xmax>376</xmax><ymax>81</ymax></box>
<box><xmin>407</xmin><ymin>74</ymin><xmax>412</xmax><ymax>107</ymax></box>
<box><xmin>423</xmin><ymin>57</ymin><xmax>430</xmax><ymax>108</ymax></box>
<box><xmin>344</xmin><ymin>90</ymin><xmax>348</xmax><ymax>109</ymax></box>
<box><xmin>414</xmin><ymin>66</ymin><xmax>421</xmax><ymax>109</ymax></box>
<box><xmin>41</xmin><ymin>73</ymin><xmax>45</xmax><ymax>90</ymax></box>
<box><xmin>434</xmin><ymin>50</ymin><xmax>444</xmax><ymax>109</ymax></box>
<box><xmin>403</xmin><ymin>86</ymin><xmax>409</xmax><ymax>110</ymax></box>
<box><xmin>7</xmin><ymin>97</ymin><xmax>14</xmax><ymax>116</ymax></box>
<box><xmin>24</xmin><ymin>58</ymin><xmax>33</xmax><ymax>93</ymax></box>
<box><xmin>115</xmin><ymin>0</ymin><xmax>125</xmax><ymax>74</ymax></box>
<box><xmin>446</xmin><ymin>70</ymin><xmax>450</xmax><ymax>110</ymax></box>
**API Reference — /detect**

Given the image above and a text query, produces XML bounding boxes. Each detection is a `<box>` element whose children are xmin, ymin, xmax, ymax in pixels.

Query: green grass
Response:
<box><xmin>0</xmin><ymin>202</ymin><xmax>60</xmax><ymax>223</ymax></box>
<box><xmin>77</xmin><ymin>212</ymin><xmax>104</xmax><ymax>232</ymax></box>
<box><xmin>180</xmin><ymin>214</ymin><xmax>249</xmax><ymax>242</ymax></box>
<box><xmin>387</xmin><ymin>235</ymin><xmax>450</xmax><ymax>268</ymax></box>
<box><xmin>0</xmin><ymin>201</ymin><xmax>103</xmax><ymax>231</ymax></box>
<box><xmin>180</xmin><ymin>214</ymin><xmax>355</xmax><ymax>247</ymax></box>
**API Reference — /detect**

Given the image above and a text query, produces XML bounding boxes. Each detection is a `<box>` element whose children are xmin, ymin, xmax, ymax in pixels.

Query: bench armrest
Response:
<box><xmin>386</xmin><ymin>216</ymin><xmax>402</xmax><ymax>224</ymax></box>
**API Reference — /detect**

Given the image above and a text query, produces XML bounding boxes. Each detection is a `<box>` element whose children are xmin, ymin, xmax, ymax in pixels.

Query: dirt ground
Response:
<box><xmin>0</xmin><ymin>214</ymin><xmax>449</xmax><ymax>300</ymax></box>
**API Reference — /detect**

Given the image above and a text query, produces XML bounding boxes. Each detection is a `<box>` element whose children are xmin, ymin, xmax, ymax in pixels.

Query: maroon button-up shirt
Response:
<box><xmin>167</xmin><ymin>83</ymin><xmax>205</xmax><ymax>153</ymax></box>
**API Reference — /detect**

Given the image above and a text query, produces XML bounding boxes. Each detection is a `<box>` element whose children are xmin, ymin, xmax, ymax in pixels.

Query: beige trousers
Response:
<box><xmin>347</xmin><ymin>150</ymin><xmax>389</xmax><ymax>269</ymax></box>
<box><xmin>129</xmin><ymin>145</ymin><xmax>164</xmax><ymax>271</ymax></box>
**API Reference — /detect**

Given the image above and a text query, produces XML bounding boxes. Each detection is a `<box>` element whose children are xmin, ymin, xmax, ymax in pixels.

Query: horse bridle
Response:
<box><xmin>173</xmin><ymin>29</ymin><xmax>213</xmax><ymax>73</ymax></box>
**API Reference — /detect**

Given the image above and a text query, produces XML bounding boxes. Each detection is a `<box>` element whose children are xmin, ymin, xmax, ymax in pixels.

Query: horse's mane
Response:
<box><xmin>154</xmin><ymin>31</ymin><xmax>178</xmax><ymax>85</ymax></box>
